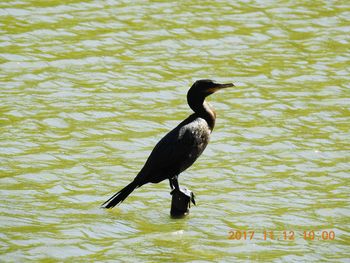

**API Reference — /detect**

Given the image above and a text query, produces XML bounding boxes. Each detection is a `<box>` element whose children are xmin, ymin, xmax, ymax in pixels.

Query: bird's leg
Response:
<box><xmin>169</xmin><ymin>176</ymin><xmax>180</xmax><ymax>191</ymax></box>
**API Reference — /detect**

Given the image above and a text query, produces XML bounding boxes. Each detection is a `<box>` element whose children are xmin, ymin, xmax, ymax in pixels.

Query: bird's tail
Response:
<box><xmin>101</xmin><ymin>181</ymin><xmax>138</xmax><ymax>209</ymax></box>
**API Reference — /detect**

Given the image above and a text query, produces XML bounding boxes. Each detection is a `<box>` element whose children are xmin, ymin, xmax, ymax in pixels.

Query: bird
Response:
<box><xmin>101</xmin><ymin>79</ymin><xmax>234</xmax><ymax>208</ymax></box>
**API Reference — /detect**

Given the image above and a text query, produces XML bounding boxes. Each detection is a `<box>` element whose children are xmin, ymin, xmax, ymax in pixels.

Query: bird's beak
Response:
<box><xmin>216</xmin><ymin>82</ymin><xmax>235</xmax><ymax>89</ymax></box>
<box><xmin>210</xmin><ymin>82</ymin><xmax>235</xmax><ymax>93</ymax></box>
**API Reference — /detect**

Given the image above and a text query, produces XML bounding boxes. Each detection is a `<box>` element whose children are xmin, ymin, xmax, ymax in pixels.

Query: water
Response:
<box><xmin>1</xmin><ymin>0</ymin><xmax>349</xmax><ymax>262</ymax></box>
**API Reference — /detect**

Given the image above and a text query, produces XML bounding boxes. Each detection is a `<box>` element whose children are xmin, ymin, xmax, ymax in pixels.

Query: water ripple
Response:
<box><xmin>1</xmin><ymin>0</ymin><xmax>349</xmax><ymax>262</ymax></box>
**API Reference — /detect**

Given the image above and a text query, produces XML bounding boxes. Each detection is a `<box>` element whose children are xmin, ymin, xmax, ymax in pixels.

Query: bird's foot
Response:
<box><xmin>190</xmin><ymin>192</ymin><xmax>196</xmax><ymax>206</ymax></box>
<box><xmin>170</xmin><ymin>187</ymin><xmax>196</xmax><ymax>207</ymax></box>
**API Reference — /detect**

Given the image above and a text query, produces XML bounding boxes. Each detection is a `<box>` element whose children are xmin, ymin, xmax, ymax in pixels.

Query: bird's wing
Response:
<box><xmin>135</xmin><ymin>119</ymin><xmax>209</xmax><ymax>183</ymax></box>
<box><xmin>144</xmin><ymin>127</ymin><xmax>194</xmax><ymax>172</ymax></box>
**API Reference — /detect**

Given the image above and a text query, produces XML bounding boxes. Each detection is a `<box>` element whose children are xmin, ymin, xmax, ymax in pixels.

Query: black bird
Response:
<box><xmin>102</xmin><ymin>79</ymin><xmax>234</xmax><ymax>208</ymax></box>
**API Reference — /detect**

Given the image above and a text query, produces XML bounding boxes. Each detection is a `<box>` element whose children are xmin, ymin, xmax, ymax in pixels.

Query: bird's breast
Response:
<box><xmin>179</xmin><ymin>118</ymin><xmax>211</xmax><ymax>148</ymax></box>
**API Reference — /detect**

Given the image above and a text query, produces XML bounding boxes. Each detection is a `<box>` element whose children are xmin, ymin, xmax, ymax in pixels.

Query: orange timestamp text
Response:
<box><xmin>228</xmin><ymin>229</ymin><xmax>335</xmax><ymax>241</ymax></box>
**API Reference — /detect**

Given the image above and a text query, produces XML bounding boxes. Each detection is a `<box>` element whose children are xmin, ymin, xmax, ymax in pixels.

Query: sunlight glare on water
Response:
<box><xmin>1</xmin><ymin>0</ymin><xmax>349</xmax><ymax>262</ymax></box>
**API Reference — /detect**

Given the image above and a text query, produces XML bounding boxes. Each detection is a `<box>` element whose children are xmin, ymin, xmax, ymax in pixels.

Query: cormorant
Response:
<box><xmin>101</xmin><ymin>79</ymin><xmax>234</xmax><ymax>208</ymax></box>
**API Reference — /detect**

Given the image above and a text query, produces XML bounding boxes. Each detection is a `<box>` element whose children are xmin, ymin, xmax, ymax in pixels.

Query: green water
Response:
<box><xmin>1</xmin><ymin>0</ymin><xmax>349</xmax><ymax>262</ymax></box>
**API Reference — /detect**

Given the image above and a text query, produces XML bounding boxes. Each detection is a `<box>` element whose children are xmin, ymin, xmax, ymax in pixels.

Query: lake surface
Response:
<box><xmin>1</xmin><ymin>0</ymin><xmax>349</xmax><ymax>262</ymax></box>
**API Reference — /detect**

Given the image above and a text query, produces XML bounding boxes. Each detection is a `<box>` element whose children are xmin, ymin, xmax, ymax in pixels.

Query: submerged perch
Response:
<box><xmin>170</xmin><ymin>187</ymin><xmax>196</xmax><ymax>218</ymax></box>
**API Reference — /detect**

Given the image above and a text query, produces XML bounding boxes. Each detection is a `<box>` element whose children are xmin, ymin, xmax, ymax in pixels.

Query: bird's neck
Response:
<box><xmin>188</xmin><ymin>96</ymin><xmax>216</xmax><ymax>131</ymax></box>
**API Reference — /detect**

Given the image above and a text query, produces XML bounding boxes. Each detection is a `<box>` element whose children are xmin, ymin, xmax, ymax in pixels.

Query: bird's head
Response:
<box><xmin>189</xmin><ymin>79</ymin><xmax>234</xmax><ymax>97</ymax></box>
